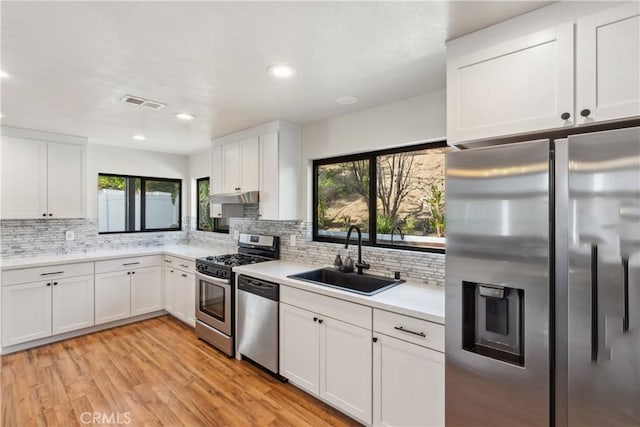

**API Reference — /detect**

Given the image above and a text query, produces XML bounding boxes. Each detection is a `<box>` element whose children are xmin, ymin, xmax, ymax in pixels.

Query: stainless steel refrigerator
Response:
<box><xmin>445</xmin><ymin>126</ymin><xmax>640</xmax><ymax>426</ymax></box>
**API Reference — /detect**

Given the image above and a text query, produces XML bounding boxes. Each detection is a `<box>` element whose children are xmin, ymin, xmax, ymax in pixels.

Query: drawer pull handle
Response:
<box><xmin>164</xmin><ymin>260</ymin><xmax>172</xmax><ymax>263</ymax></box>
<box><xmin>182</xmin><ymin>274</ymin><xmax>188</xmax><ymax>278</ymax></box>
<box><xmin>40</xmin><ymin>271</ymin><xmax>64</xmax><ymax>276</ymax></box>
<box><xmin>122</xmin><ymin>262</ymin><xmax>140</xmax><ymax>266</ymax></box>
<box><xmin>394</xmin><ymin>326</ymin><xmax>426</xmax><ymax>338</ymax></box>
<box><xmin>180</xmin><ymin>264</ymin><xmax>189</xmax><ymax>268</ymax></box>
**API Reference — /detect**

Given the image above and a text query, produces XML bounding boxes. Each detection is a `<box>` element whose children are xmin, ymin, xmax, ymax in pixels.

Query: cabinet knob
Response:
<box><xmin>561</xmin><ymin>112</ymin><xmax>571</xmax><ymax>120</ymax></box>
<box><xmin>318</xmin><ymin>319</ymin><xmax>323</xmax><ymax>324</ymax></box>
<box><xmin>170</xmin><ymin>270</ymin><xmax>174</xmax><ymax>273</ymax></box>
<box><xmin>53</xmin><ymin>282</ymin><xmax>58</xmax><ymax>286</ymax></box>
<box><xmin>372</xmin><ymin>337</ymin><xmax>378</xmax><ymax>343</ymax></box>
<box><xmin>580</xmin><ymin>108</ymin><xmax>591</xmax><ymax>118</ymax></box>
<box><xmin>42</xmin><ymin>213</ymin><xmax>47</xmax><ymax>217</ymax></box>
<box><xmin>313</xmin><ymin>317</ymin><xmax>318</xmax><ymax>322</ymax></box>
<box><xmin>46</xmin><ymin>282</ymin><xmax>51</xmax><ymax>286</ymax></box>
<box><xmin>48</xmin><ymin>213</ymin><xmax>52</xmax><ymax>217</ymax></box>
<box><xmin>127</xmin><ymin>272</ymin><xmax>131</xmax><ymax>275</ymax></box>
<box><xmin>131</xmin><ymin>271</ymin><xmax>136</xmax><ymax>275</ymax></box>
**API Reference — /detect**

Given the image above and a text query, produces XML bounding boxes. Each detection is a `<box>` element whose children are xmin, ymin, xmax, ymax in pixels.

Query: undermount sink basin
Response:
<box><xmin>288</xmin><ymin>268</ymin><xmax>404</xmax><ymax>296</ymax></box>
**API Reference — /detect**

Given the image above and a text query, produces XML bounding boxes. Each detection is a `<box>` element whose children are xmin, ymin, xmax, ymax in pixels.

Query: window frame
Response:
<box><xmin>312</xmin><ymin>140</ymin><xmax>447</xmax><ymax>254</ymax></box>
<box><xmin>195</xmin><ymin>176</ymin><xmax>229</xmax><ymax>234</ymax></box>
<box><xmin>98</xmin><ymin>173</ymin><xmax>182</xmax><ymax>234</ymax></box>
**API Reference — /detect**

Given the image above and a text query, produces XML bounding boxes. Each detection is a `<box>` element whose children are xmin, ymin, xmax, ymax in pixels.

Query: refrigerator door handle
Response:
<box><xmin>623</xmin><ymin>257</ymin><xmax>630</xmax><ymax>333</ymax></box>
<box><xmin>591</xmin><ymin>244</ymin><xmax>599</xmax><ymax>362</ymax></box>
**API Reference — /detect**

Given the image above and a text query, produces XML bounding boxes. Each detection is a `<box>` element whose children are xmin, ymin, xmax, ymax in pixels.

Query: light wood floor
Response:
<box><xmin>1</xmin><ymin>316</ymin><xmax>360</xmax><ymax>427</ymax></box>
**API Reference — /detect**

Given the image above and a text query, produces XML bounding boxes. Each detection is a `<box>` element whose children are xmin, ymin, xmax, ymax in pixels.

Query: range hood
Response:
<box><xmin>210</xmin><ymin>191</ymin><xmax>259</xmax><ymax>204</ymax></box>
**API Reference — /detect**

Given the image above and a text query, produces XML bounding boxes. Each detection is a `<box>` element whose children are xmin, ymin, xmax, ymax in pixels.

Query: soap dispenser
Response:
<box><xmin>333</xmin><ymin>250</ymin><xmax>343</xmax><ymax>270</ymax></box>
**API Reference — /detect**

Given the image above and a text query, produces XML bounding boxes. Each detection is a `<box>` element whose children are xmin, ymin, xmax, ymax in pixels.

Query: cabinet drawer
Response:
<box><xmin>374</xmin><ymin>309</ymin><xmax>444</xmax><ymax>352</ymax></box>
<box><xmin>163</xmin><ymin>256</ymin><xmax>195</xmax><ymax>272</ymax></box>
<box><xmin>95</xmin><ymin>255</ymin><xmax>161</xmax><ymax>274</ymax></box>
<box><xmin>2</xmin><ymin>262</ymin><xmax>94</xmax><ymax>286</ymax></box>
<box><xmin>281</xmin><ymin>286</ymin><xmax>371</xmax><ymax>329</ymax></box>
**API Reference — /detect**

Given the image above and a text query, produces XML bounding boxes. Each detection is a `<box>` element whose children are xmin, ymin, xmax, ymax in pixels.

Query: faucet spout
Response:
<box><xmin>344</xmin><ymin>225</ymin><xmax>370</xmax><ymax>275</ymax></box>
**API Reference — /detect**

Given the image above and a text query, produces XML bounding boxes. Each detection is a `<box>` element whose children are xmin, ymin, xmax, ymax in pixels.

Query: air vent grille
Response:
<box><xmin>121</xmin><ymin>95</ymin><xmax>166</xmax><ymax>110</ymax></box>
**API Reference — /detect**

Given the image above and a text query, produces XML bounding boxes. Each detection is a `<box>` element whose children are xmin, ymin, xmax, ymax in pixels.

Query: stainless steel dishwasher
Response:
<box><xmin>237</xmin><ymin>274</ymin><xmax>280</xmax><ymax>375</ymax></box>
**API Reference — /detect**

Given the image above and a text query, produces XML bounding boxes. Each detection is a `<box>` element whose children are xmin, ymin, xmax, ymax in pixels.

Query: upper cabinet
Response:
<box><xmin>447</xmin><ymin>2</ymin><xmax>640</xmax><ymax>144</ymax></box>
<box><xmin>211</xmin><ymin>120</ymin><xmax>300</xmax><ymax>220</ymax></box>
<box><xmin>1</xmin><ymin>127</ymin><xmax>87</xmax><ymax>219</ymax></box>
<box><xmin>576</xmin><ymin>3</ymin><xmax>640</xmax><ymax>124</ymax></box>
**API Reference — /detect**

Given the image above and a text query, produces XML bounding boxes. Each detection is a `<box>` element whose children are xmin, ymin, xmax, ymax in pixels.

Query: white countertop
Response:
<box><xmin>0</xmin><ymin>244</ymin><xmax>230</xmax><ymax>270</ymax></box>
<box><xmin>233</xmin><ymin>260</ymin><xmax>445</xmax><ymax>324</ymax></box>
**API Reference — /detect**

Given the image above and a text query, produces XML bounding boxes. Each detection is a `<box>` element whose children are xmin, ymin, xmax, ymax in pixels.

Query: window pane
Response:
<box><xmin>144</xmin><ymin>179</ymin><xmax>181</xmax><ymax>230</ymax></box>
<box><xmin>98</xmin><ymin>175</ymin><xmax>126</xmax><ymax>232</ymax></box>
<box><xmin>376</xmin><ymin>147</ymin><xmax>449</xmax><ymax>248</ymax></box>
<box><xmin>197</xmin><ymin>178</ymin><xmax>214</xmax><ymax>231</ymax></box>
<box><xmin>316</xmin><ymin>160</ymin><xmax>370</xmax><ymax>239</ymax></box>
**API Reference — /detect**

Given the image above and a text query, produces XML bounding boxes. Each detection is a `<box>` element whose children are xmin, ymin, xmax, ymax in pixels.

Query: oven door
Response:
<box><xmin>195</xmin><ymin>272</ymin><xmax>232</xmax><ymax>336</ymax></box>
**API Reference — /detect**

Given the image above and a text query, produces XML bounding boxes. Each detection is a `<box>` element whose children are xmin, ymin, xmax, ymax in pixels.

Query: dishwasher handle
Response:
<box><xmin>238</xmin><ymin>275</ymin><xmax>279</xmax><ymax>301</ymax></box>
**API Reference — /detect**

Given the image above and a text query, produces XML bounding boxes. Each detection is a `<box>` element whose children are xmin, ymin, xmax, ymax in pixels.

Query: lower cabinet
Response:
<box><xmin>373</xmin><ymin>334</ymin><xmax>445</xmax><ymax>427</ymax></box>
<box><xmin>130</xmin><ymin>267</ymin><xmax>162</xmax><ymax>316</ymax></box>
<box><xmin>164</xmin><ymin>258</ymin><xmax>195</xmax><ymax>327</ymax></box>
<box><xmin>280</xmin><ymin>302</ymin><xmax>372</xmax><ymax>425</ymax></box>
<box><xmin>2</xmin><ymin>274</ymin><xmax>94</xmax><ymax>347</ymax></box>
<box><xmin>95</xmin><ymin>270</ymin><xmax>131</xmax><ymax>324</ymax></box>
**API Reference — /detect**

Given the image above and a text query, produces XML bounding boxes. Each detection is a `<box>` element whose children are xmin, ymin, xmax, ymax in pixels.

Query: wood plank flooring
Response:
<box><xmin>1</xmin><ymin>316</ymin><xmax>360</xmax><ymax>427</ymax></box>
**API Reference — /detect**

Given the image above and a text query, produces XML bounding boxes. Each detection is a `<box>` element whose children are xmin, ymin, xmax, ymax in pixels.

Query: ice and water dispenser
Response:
<box><xmin>462</xmin><ymin>281</ymin><xmax>525</xmax><ymax>366</ymax></box>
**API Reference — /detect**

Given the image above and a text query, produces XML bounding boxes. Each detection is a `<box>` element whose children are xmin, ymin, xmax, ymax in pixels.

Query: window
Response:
<box><xmin>196</xmin><ymin>177</ymin><xmax>228</xmax><ymax>233</ymax></box>
<box><xmin>98</xmin><ymin>174</ymin><xmax>181</xmax><ymax>233</ymax></box>
<box><xmin>313</xmin><ymin>141</ymin><xmax>449</xmax><ymax>252</ymax></box>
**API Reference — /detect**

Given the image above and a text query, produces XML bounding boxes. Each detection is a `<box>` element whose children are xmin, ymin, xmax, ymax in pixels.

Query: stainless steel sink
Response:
<box><xmin>288</xmin><ymin>268</ymin><xmax>404</xmax><ymax>296</ymax></box>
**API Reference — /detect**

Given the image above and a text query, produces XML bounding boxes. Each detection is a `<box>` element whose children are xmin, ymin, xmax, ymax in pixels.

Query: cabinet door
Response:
<box><xmin>259</xmin><ymin>131</ymin><xmax>279</xmax><ymax>220</ymax></box>
<box><xmin>373</xmin><ymin>334</ymin><xmax>445</xmax><ymax>427</ymax></box>
<box><xmin>239</xmin><ymin>136</ymin><xmax>260</xmax><ymax>192</ymax></box>
<box><xmin>2</xmin><ymin>281</ymin><xmax>52</xmax><ymax>346</ymax></box>
<box><xmin>173</xmin><ymin>272</ymin><xmax>188</xmax><ymax>323</ymax></box>
<box><xmin>210</xmin><ymin>145</ymin><xmax>222</xmax><ymax>218</ymax></box>
<box><xmin>181</xmin><ymin>272</ymin><xmax>196</xmax><ymax>327</ymax></box>
<box><xmin>320</xmin><ymin>317</ymin><xmax>372</xmax><ymax>425</ymax></box>
<box><xmin>576</xmin><ymin>3</ymin><xmax>640</xmax><ymax>124</ymax></box>
<box><xmin>164</xmin><ymin>266</ymin><xmax>176</xmax><ymax>314</ymax></box>
<box><xmin>52</xmin><ymin>275</ymin><xmax>94</xmax><ymax>335</ymax></box>
<box><xmin>280</xmin><ymin>303</ymin><xmax>320</xmax><ymax>395</ymax></box>
<box><xmin>447</xmin><ymin>23</ymin><xmax>574</xmax><ymax>144</ymax></box>
<box><xmin>130</xmin><ymin>266</ymin><xmax>162</xmax><ymax>316</ymax></box>
<box><xmin>47</xmin><ymin>142</ymin><xmax>86</xmax><ymax>218</ymax></box>
<box><xmin>221</xmin><ymin>142</ymin><xmax>240</xmax><ymax>193</ymax></box>
<box><xmin>94</xmin><ymin>271</ymin><xmax>131</xmax><ymax>325</ymax></box>
<box><xmin>0</xmin><ymin>136</ymin><xmax>47</xmax><ymax>219</ymax></box>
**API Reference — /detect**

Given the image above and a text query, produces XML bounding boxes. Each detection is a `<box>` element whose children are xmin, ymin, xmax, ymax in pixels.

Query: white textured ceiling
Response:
<box><xmin>1</xmin><ymin>1</ymin><xmax>550</xmax><ymax>155</ymax></box>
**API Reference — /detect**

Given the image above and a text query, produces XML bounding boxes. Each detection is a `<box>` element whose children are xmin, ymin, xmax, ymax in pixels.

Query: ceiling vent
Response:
<box><xmin>121</xmin><ymin>95</ymin><xmax>166</xmax><ymax>110</ymax></box>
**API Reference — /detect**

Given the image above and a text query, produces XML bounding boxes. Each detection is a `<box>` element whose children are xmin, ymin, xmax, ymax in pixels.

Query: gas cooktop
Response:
<box><xmin>198</xmin><ymin>253</ymin><xmax>271</xmax><ymax>268</ymax></box>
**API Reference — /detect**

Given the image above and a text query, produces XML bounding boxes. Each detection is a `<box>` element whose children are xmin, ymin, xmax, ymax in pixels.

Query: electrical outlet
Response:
<box><xmin>233</xmin><ymin>230</ymin><xmax>240</xmax><ymax>240</ymax></box>
<box><xmin>290</xmin><ymin>234</ymin><xmax>297</xmax><ymax>247</ymax></box>
<box><xmin>65</xmin><ymin>230</ymin><xmax>75</xmax><ymax>241</ymax></box>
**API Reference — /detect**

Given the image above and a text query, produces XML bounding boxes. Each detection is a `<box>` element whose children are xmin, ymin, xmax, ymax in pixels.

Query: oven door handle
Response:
<box><xmin>196</xmin><ymin>272</ymin><xmax>231</xmax><ymax>287</ymax></box>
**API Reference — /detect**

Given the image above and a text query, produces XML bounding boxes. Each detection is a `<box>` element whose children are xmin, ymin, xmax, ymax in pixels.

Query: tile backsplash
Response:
<box><xmin>1</xmin><ymin>216</ymin><xmax>445</xmax><ymax>286</ymax></box>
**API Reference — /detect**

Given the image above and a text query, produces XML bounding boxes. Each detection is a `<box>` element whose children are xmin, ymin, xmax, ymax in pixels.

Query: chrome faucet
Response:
<box><xmin>344</xmin><ymin>225</ymin><xmax>370</xmax><ymax>275</ymax></box>
<box><xmin>390</xmin><ymin>225</ymin><xmax>404</xmax><ymax>245</ymax></box>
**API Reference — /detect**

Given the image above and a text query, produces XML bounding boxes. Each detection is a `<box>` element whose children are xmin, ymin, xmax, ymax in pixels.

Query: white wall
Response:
<box><xmin>86</xmin><ymin>144</ymin><xmax>189</xmax><ymax>218</ymax></box>
<box><xmin>188</xmin><ymin>149</ymin><xmax>210</xmax><ymax>218</ymax></box>
<box><xmin>298</xmin><ymin>88</ymin><xmax>447</xmax><ymax>219</ymax></box>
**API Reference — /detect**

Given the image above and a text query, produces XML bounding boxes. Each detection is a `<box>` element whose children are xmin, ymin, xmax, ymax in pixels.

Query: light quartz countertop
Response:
<box><xmin>233</xmin><ymin>260</ymin><xmax>445</xmax><ymax>325</ymax></box>
<box><xmin>0</xmin><ymin>244</ymin><xmax>230</xmax><ymax>270</ymax></box>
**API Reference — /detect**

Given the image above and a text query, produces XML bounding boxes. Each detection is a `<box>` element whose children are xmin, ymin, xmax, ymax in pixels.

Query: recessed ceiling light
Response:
<box><xmin>0</xmin><ymin>70</ymin><xmax>10</xmax><ymax>79</ymax></box>
<box><xmin>174</xmin><ymin>112</ymin><xmax>196</xmax><ymax>121</ymax></box>
<box><xmin>132</xmin><ymin>135</ymin><xmax>146</xmax><ymax>141</ymax></box>
<box><xmin>336</xmin><ymin>96</ymin><xmax>360</xmax><ymax>105</ymax></box>
<box><xmin>267</xmin><ymin>64</ymin><xmax>296</xmax><ymax>79</ymax></box>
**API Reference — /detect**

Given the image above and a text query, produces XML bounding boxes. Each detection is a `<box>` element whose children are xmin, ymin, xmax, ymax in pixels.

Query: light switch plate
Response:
<box><xmin>65</xmin><ymin>230</ymin><xmax>75</xmax><ymax>241</ymax></box>
<box><xmin>290</xmin><ymin>234</ymin><xmax>297</xmax><ymax>247</ymax></box>
<box><xmin>233</xmin><ymin>230</ymin><xmax>239</xmax><ymax>240</ymax></box>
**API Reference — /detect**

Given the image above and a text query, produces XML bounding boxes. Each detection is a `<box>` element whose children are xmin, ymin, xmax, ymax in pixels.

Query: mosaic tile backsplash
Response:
<box><xmin>1</xmin><ymin>216</ymin><xmax>445</xmax><ymax>286</ymax></box>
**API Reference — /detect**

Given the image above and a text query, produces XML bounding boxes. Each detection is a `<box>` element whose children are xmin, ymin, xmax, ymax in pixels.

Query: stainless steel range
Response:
<box><xmin>195</xmin><ymin>233</ymin><xmax>279</xmax><ymax>356</ymax></box>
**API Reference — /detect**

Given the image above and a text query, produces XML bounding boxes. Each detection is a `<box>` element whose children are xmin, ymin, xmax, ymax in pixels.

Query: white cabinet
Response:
<box><xmin>52</xmin><ymin>275</ymin><xmax>95</xmax><ymax>335</ymax></box>
<box><xmin>372</xmin><ymin>309</ymin><xmax>445</xmax><ymax>427</ymax></box>
<box><xmin>447</xmin><ymin>3</ymin><xmax>640</xmax><ymax>144</ymax></box>
<box><xmin>221</xmin><ymin>136</ymin><xmax>259</xmax><ymax>193</ymax></box>
<box><xmin>95</xmin><ymin>270</ymin><xmax>131</xmax><ymax>325</ymax></box>
<box><xmin>94</xmin><ymin>256</ymin><xmax>162</xmax><ymax>325</ymax></box>
<box><xmin>447</xmin><ymin>23</ymin><xmax>574</xmax><ymax>144</ymax></box>
<box><xmin>576</xmin><ymin>2</ymin><xmax>640</xmax><ymax>124</ymax></box>
<box><xmin>2</xmin><ymin>281</ymin><xmax>52</xmax><ymax>346</ymax></box>
<box><xmin>1</xmin><ymin>133</ymin><xmax>86</xmax><ymax>219</ymax></box>
<box><xmin>1</xmin><ymin>262</ymin><xmax>95</xmax><ymax>347</ymax></box>
<box><xmin>163</xmin><ymin>255</ymin><xmax>195</xmax><ymax>327</ymax></box>
<box><xmin>280</xmin><ymin>290</ymin><xmax>372</xmax><ymax>425</ymax></box>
